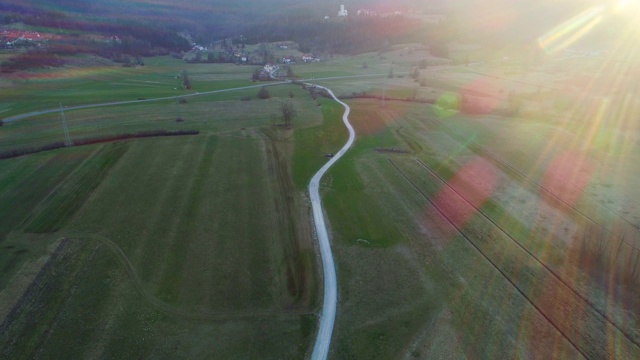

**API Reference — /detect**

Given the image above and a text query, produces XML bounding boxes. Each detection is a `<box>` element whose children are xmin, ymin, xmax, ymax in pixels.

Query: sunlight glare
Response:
<box><xmin>538</xmin><ymin>6</ymin><xmax>605</xmax><ymax>53</ymax></box>
<box><xmin>616</xmin><ymin>0</ymin><xmax>635</xmax><ymax>11</ymax></box>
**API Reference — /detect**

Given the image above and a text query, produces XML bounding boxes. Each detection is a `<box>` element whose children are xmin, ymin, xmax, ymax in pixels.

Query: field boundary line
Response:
<box><xmin>414</xmin><ymin>157</ymin><xmax>640</xmax><ymax>350</ymax></box>
<box><xmin>387</xmin><ymin>159</ymin><xmax>589</xmax><ymax>359</ymax></box>
<box><xmin>18</xmin><ymin>145</ymin><xmax>103</xmax><ymax>230</ymax></box>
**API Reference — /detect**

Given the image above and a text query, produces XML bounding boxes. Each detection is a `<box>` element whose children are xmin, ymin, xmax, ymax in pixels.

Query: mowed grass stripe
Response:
<box><xmin>142</xmin><ymin>138</ymin><xmax>206</xmax><ymax>305</ymax></box>
<box><xmin>136</xmin><ymin>137</ymin><xmax>207</xmax><ymax>294</ymax></box>
<box><xmin>155</xmin><ymin>135</ymin><xmax>217</xmax><ymax>306</ymax></box>
<box><xmin>0</xmin><ymin>239</ymin><xmax>100</xmax><ymax>359</ymax></box>
<box><xmin>66</xmin><ymin>134</ymin><xmax>298</xmax><ymax>313</ymax></box>
<box><xmin>0</xmin><ymin>149</ymin><xmax>92</xmax><ymax>242</ymax></box>
<box><xmin>122</xmin><ymin>137</ymin><xmax>182</xmax><ymax>265</ymax></box>
<box><xmin>24</xmin><ymin>142</ymin><xmax>129</xmax><ymax>233</ymax></box>
<box><xmin>125</xmin><ymin>136</ymin><xmax>204</xmax><ymax>294</ymax></box>
<box><xmin>67</xmin><ymin>136</ymin><xmax>202</xmax><ymax>283</ymax></box>
<box><xmin>189</xmin><ymin>137</ymin><xmax>278</xmax><ymax>311</ymax></box>
<box><xmin>175</xmin><ymin>136</ymin><xmax>226</xmax><ymax>310</ymax></box>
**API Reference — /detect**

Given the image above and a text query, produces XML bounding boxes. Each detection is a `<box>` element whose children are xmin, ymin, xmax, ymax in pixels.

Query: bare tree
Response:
<box><xmin>281</xmin><ymin>101</ymin><xmax>296</xmax><ymax>128</ymax></box>
<box><xmin>257</xmin><ymin>86</ymin><xmax>270</xmax><ymax>99</ymax></box>
<box><xmin>411</xmin><ymin>68</ymin><xmax>420</xmax><ymax>79</ymax></box>
<box><xmin>181</xmin><ymin>70</ymin><xmax>191</xmax><ymax>90</ymax></box>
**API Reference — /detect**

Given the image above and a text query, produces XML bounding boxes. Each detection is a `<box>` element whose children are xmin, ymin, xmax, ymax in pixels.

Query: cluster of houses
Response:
<box><xmin>324</xmin><ymin>5</ymin><xmax>414</xmax><ymax>20</ymax></box>
<box><xmin>355</xmin><ymin>8</ymin><xmax>405</xmax><ymax>18</ymax></box>
<box><xmin>0</xmin><ymin>29</ymin><xmax>61</xmax><ymax>50</ymax></box>
<box><xmin>281</xmin><ymin>53</ymin><xmax>319</xmax><ymax>64</ymax></box>
<box><xmin>327</xmin><ymin>4</ymin><xmax>448</xmax><ymax>24</ymax></box>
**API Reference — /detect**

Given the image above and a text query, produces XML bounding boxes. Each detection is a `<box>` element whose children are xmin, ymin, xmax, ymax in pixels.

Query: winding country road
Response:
<box><xmin>308</xmin><ymin>85</ymin><xmax>355</xmax><ymax>360</ymax></box>
<box><xmin>5</xmin><ymin>76</ymin><xmax>357</xmax><ymax>359</ymax></box>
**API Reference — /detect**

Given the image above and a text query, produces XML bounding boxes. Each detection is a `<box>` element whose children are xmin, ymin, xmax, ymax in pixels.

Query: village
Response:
<box><xmin>0</xmin><ymin>28</ymin><xmax>62</xmax><ymax>49</ymax></box>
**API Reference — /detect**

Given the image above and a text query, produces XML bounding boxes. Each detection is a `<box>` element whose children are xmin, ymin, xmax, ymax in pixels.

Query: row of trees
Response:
<box><xmin>2</xmin><ymin>7</ymin><xmax>191</xmax><ymax>53</ymax></box>
<box><xmin>0</xmin><ymin>50</ymin><xmax>66</xmax><ymax>72</ymax></box>
<box><xmin>243</xmin><ymin>16</ymin><xmax>425</xmax><ymax>55</ymax></box>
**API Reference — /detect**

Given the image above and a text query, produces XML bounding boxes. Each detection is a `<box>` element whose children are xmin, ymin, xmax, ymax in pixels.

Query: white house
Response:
<box><xmin>338</xmin><ymin>5</ymin><xmax>348</xmax><ymax>17</ymax></box>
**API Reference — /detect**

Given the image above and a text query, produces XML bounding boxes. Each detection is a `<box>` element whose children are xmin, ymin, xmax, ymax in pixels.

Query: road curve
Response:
<box><xmin>4</xmin><ymin>70</ymin><xmax>410</xmax><ymax>123</ymax></box>
<box><xmin>309</xmin><ymin>85</ymin><xmax>355</xmax><ymax>360</ymax></box>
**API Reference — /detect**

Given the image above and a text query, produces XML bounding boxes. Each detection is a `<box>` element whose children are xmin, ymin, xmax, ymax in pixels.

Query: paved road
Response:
<box><xmin>308</xmin><ymin>85</ymin><xmax>355</xmax><ymax>360</ymax></box>
<box><xmin>5</xmin><ymin>63</ymin><xmax>489</xmax><ymax>124</ymax></box>
<box><xmin>2</xmin><ymin>71</ymin><xmax>397</xmax><ymax>124</ymax></box>
<box><xmin>2</xmin><ymin>81</ymin><xmax>289</xmax><ymax>123</ymax></box>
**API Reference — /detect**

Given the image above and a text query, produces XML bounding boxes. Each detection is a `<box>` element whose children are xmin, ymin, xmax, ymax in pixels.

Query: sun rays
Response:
<box><xmin>538</xmin><ymin>6</ymin><xmax>605</xmax><ymax>54</ymax></box>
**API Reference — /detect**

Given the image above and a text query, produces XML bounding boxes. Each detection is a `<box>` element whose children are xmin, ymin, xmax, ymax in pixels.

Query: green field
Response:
<box><xmin>2</xmin><ymin>48</ymin><xmax>640</xmax><ymax>359</ymax></box>
<box><xmin>0</xmin><ymin>63</ymin><xmax>349</xmax><ymax>357</ymax></box>
<box><xmin>0</xmin><ymin>57</ymin><xmax>259</xmax><ymax>118</ymax></box>
<box><xmin>320</xmin><ymin>98</ymin><xmax>640</xmax><ymax>359</ymax></box>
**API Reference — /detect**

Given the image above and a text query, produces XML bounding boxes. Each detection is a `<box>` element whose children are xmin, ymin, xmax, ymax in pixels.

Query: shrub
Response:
<box><xmin>1</xmin><ymin>51</ymin><xmax>66</xmax><ymax>72</ymax></box>
<box><xmin>257</xmin><ymin>86</ymin><xmax>270</xmax><ymax>99</ymax></box>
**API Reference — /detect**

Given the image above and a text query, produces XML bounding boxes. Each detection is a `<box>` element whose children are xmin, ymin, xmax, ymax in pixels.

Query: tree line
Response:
<box><xmin>242</xmin><ymin>15</ymin><xmax>428</xmax><ymax>55</ymax></box>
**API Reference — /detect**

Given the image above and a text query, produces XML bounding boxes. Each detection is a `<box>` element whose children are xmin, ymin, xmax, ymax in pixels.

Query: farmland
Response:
<box><xmin>2</xmin><ymin>41</ymin><xmax>640</xmax><ymax>359</ymax></box>
<box><xmin>322</xmin><ymin>96</ymin><xmax>640</xmax><ymax>358</ymax></box>
<box><xmin>0</xmin><ymin>130</ymin><xmax>323</xmax><ymax>359</ymax></box>
<box><xmin>0</xmin><ymin>56</ymin><xmax>341</xmax><ymax>357</ymax></box>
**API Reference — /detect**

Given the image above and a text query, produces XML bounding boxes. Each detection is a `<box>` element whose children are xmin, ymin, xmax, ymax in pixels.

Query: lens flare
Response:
<box><xmin>615</xmin><ymin>0</ymin><xmax>639</xmax><ymax>12</ymax></box>
<box><xmin>433</xmin><ymin>157</ymin><xmax>499</xmax><ymax>232</ymax></box>
<box><xmin>541</xmin><ymin>151</ymin><xmax>593</xmax><ymax>208</ymax></box>
<box><xmin>433</xmin><ymin>92</ymin><xmax>461</xmax><ymax>118</ymax></box>
<box><xmin>538</xmin><ymin>6</ymin><xmax>605</xmax><ymax>53</ymax></box>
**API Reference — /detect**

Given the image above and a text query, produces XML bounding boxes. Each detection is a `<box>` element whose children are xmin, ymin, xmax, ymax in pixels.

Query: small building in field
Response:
<box><xmin>338</xmin><ymin>5</ymin><xmax>348</xmax><ymax>17</ymax></box>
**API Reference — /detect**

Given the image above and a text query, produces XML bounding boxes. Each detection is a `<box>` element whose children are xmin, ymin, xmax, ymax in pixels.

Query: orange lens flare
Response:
<box><xmin>541</xmin><ymin>151</ymin><xmax>593</xmax><ymax>207</ymax></box>
<box><xmin>432</xmin><ymin>157</ymin><xmax>499</xmax><ymax>234</ymax></box>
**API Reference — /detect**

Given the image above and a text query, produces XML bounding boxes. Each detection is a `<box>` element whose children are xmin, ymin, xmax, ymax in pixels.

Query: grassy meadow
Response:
<box><xmin>320</xmin><ymin>95</ymin><xmax>640</xmax><ymax>359</ymax></box>
<box><xmin>0</xmin><ymin>56</ymin><xmax>351</xmax><ymax>358</ymax></box>
<box><xmin>0</xmin><ymin>57</ymin><xmax>257</xmax><ymax>118</ymax></box>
